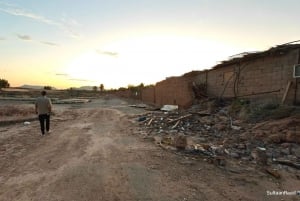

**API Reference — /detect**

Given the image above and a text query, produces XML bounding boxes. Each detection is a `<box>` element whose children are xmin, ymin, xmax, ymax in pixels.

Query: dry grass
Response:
<box><xmin>0</xmin><ymin>105</ymin><xmax>34</xmax><ymax>118</ymax></box>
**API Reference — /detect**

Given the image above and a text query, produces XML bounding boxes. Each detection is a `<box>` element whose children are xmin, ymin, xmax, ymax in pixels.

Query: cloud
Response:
<box><xmin>55</xmin><ymin>73</ymin><xmax>69</xmax><ymax>76</ymax></box>
<box><xmin>16</xmin><ymin>34</ymin><xmax>60</xmax><ymax>47</ymax></box>
<box><xmin>96</xmin><ymin>50</ymin><xmax>119</xmax><ymax>57</ymax></box>
<box><xmin>17</xmin><ymin>34</ymin><xmax>31</xmax><ymax>41</ymax></box>
<box><xmin>0</xmin><ymin>7</ymin><xmax>60</xmax><ymax>26</ymax></box>
<box><xmin>64</xmin><ymin>27</ymin><xmax>81</xmax><ymax>39</ymax></box>
<box><xmin>61</xmin><ymin>15</ymin><xmax>81</xmax><ymax>27</ymax></box>
<box><xmin>68</xmin><ymin>78</ymin><xmax>92</xmax><ymax>82</ymax></box>
<box><xmin>40</xmin><ymin>41</ymin><xmax>59</xmax><ymax>46</ymax></box>
<box><xmin>0</xmin><ymin>2</ymin><xmax>80</xmax><ymax>39</ymax></box>
<box><xmin>0</xmin><ymin>1</ymin><xmax>17</xmax><ymax>7</ymax></box>
<box><xmin>0</xmin><ymin>37</ymin><xmax>5</xmax><ymax>40</ymax></box>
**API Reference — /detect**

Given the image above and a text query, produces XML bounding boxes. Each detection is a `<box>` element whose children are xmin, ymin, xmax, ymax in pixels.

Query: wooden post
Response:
<box><xmin>281</xmin><ymin>81</ymin><xmax>292</xmax><ymax>104</ymax></box>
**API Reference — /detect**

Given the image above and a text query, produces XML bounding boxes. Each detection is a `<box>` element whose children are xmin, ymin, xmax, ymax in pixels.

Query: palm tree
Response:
<box><xmin>99</xmin><ymin>84</ymin><xmax>104</xmax><ymax>92</ymax></box>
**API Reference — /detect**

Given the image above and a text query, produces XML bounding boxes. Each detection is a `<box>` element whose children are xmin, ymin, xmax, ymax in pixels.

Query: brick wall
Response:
<box><xmin>154</xmin><ymin>76</ymin><xmax>194</xmax><ymax>108</ymax></box>
<box><xmin>204</xmin><ymin>49</ymin><xmax>300</xmax><ymax>104</ymax></box>
<box><xmin>117</xmin><ymin>46</ymin><xmax>300</xmax><ymax>107</ymax></box>
<box><xmin>141</xmin><ymin>86</ymin><xmax>155</xmax><ymax>104</ymax></box>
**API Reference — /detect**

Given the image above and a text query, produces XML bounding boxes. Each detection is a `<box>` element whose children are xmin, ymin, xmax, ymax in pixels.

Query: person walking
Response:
<box><xmin>35</xmin><ymin>90</ymin><xmax>52</xmax><ymax>136</ymax></box>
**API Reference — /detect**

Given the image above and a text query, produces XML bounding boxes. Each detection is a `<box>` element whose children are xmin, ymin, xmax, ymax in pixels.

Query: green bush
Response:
<box><xmin>0</xmin><ymin>79</ymin><xmax>10</xmax><ymax>88</ymax></box>
<box><xmin>248</xmin><ymin>103</ymin><xmax>294</xmax><ymax>122</ymax></box>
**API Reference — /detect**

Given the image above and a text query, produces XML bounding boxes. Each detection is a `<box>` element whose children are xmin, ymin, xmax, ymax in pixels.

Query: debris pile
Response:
<box><xmin>134</xmin><ymin>103</ymin><xmax>300</xmax><ymax>174</ymax></box>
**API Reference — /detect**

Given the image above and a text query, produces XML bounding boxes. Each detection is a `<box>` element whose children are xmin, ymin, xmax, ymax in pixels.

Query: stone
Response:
<box><xmin>286</xmin><ymin>155</ymin><xmax>298</xmax><ymax>161</ymax></box>
<box><xmin>202</xmin><ymin>143</ymin><xmax>211</xmax><ymax>150</ymax></box>
<box><xmin>251</xmin><ymin>148</ymin><xmax>268</xmax><ymax>165</ymax></box>
<box><xmin>241</xmin><ymin>157</ymin><xmax>251</xmax><ymax>161</ymax></box>
<box><xmin>292</xmin><ymin>147</ymin><xmax>300</xmax><ymax>157</ymax></box>
<box><xmin>236</xmin><ymin>143</ymin><xmax>246</xmax><ymax>149</ymax></box>
<box><xmin>239</xmin><ymin>132</ymin><xmax>249</xmax><ymax>141</ymax></box>
<box><xmin>210</xmin><ymin>145</ymin><xmax>224</xmax><ymax>155</ymax></box>
<box><xmin>161</xmin><ymin>136</ymin><xmax>172</xmax><ymax>145</ymax></box>
<box><xmin>152</xmin><ymin>136</ymin><xmax>162</xmax><ymax>144</ymax></box>
<box><xmin>271</xmin><ymin>126</ymin><xmax>280</xmax><ymax>134</ymax></box>
<box><xmin>265</xmin><ymin>168</ymin><xmax>281</xmax><ymax>179</ymax></box>
<box><xmin>217</xmin><ymin>115</ymin><xmax>228</xmax><ymax>122</ymax></box>
<box><xmin>174</xmin><ymin>135</ymin><xmax>187</xmax><ymax>150</ymax></box>
<box><xmin>254</xmin><ymin>130</ymin><xmax>266</xmax><ymax>139</ymax></box>
<box><xmin>137</xmin><ymin>116</ymin><xmax>147</xmax><ymax>122</ymax></box>
<box><xmin>230</xmin><ymin>152</ymin><xmax>240</xmax><ymax>159</ymax></box>
<box><xmin>214</xmin><ymin>123</ymin><xmax>226</xmax><ymax>131</ymax></box>
<box><xmin>280</xmin><ymin>148</ymin><xmax>291</xmax><ymax>155</ymax></box>
<box><xmin>267</xmin><ymin>134</ymin><xmax>284</xmax><ymax>144</ymax></box>
<box><xmin>285</xmin><ymin>130</ymin><xmax>300</xmax><ymax>144</ymax></box>
<box><xmin>281</xmin><ymin>143</ymin><xmax>292</xmax><ymax>148</ymax></box>
<box><xmin>213</xmin><ymin>156</ymin><xmax>226</xmax><ymax>166</ymax></box>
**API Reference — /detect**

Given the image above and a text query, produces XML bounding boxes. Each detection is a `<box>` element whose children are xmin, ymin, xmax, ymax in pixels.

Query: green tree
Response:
<box><xmin>0</xmin><ymin>79</ymin><xmax>10</xmax><ymax>88</ymax></box>
<box><xmin>99</xmin><ymin>84</ymin><xmax>104</xmax><ymax>92</ymax></box>
<box><xmin>44</xmin><ymin>86</ymin><xmax>52</xmax><ymax>90</ymax></box>
<box><xmin>139</xmin><ymin>83</ymin><xmax>144</xmax><ymax>88</ymax></box>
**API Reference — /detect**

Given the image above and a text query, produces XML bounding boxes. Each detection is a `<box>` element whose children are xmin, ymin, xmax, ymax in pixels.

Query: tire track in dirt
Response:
<box><xmin>1</xmin><ymin>108</ymin><xmax>168</xmax><ymax>201</ymax></box>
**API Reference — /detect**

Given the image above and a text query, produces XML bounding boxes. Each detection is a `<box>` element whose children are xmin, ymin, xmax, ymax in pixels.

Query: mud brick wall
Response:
<box><xmin>113</xmin><ymin>47</ymin><xmax>300</xmax><ymax>107</ymax></box>
<box><xmin>154</xmin><ymin>76</ymin><xmax>194</xmax><ymax>108</ymax></box>
<box><xmin>194</xmin><ymin>71</ymin><xmax>208</xmax><ymax>85</ymax></box>
<box><xmin>141</xmin><ymin>86</ymin><xmax>155</xmax><ymax>104</ymax></box>
<box><xmin>205</xmin><ymin>49</ymin><xmax>300</xmax><ymax>104</ymax></box>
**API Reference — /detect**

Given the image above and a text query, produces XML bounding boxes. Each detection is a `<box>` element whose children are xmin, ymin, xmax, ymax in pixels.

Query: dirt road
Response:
<box><xmin>0</xmin><ymin>98</ymin><xmax>298</xmax><ymax>201</ymax></box>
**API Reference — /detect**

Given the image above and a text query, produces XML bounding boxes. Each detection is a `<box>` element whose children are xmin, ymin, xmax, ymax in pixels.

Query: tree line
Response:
<box><xmin>0</xmin><ymin>79</ymin><xmax>150</xmax><ymax>92</ymax></box>
<box><xmin>0</xmin><ymin>79</ymin><xmax>9</xmax><ymax>88</ymax></box>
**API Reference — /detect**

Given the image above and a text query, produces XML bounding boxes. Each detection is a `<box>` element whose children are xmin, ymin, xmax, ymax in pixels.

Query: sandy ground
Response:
<box><xmin>0</xmin><ymin>97</ymin><xmax>299</xmax><ymax>201</ymax></box>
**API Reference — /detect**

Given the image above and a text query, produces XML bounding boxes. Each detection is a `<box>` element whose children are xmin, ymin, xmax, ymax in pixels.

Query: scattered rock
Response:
<box><xmin>174</xmin><ymin>135</ymin><xmax>187</xmax><ymax>150</ymax></box>
<box><xmin>137</xmin><ymin>116</ymin><xmax>147</xmax><ymax>122</ymax></box>
<box><xmin>265</xmin><ymin>168</ymin><xmax>281</xmax><ymax>179</ymax></box>
<box><xmin>134</xmin><ymin>104</ymin><xmax>300</xmax><ymax>171</ymax></box>
<box><xmin>214</xmin><ymin>123</ymin><xmax>226</xmax><ymax>131</ymax></box>
<box><xmin>267</xmin><ymin>134</ymin><xmax>284</xmax><ymax>144</ymax></box>
<box><xmin>213</xmin><ymin>156</ymin><xmax>226</xmax><ymax>166</ymax></box>
<box><xmin>253</xmin><ymin>130</ymin><xmax>266</xmax><ymax>139</ymax></box>
<box><xmin>236</xmin><ymin>144</ymin><xmax>246</xmax><ymax>150</ymax></box>
<box><xmin>280</xmin><ymin>148</ymin><xmax>291</xmax><ymax>155</ymax></box>
<box><xmin>210</xmin><ymin>145</ymin><xmax>225</xmax><ymax>155</ymax></box>
<box><xmin>161</xmin><ymin>136</ymin><xmax>172</xmax><ymax>145</ymax></box>
<box><xmin>271</xmin><ymin>126</ymin><xmax>280</xmax><ymax>134</ymax></box>
<box><xmin>251</xmin><ymin>148</ymin><xmax>267</xmax><ymax>165</ymax></box>
<box><xmin>239</xmin><ymin>132</ymin><xmax>249</xmax><ymax>141</ymax></box>
<box><xmin>281</xmin><ymin>143</ymin><xmax>292</xmax><ymax>148</ymax></box>
<box><xmin>23</xmin><ymin>121</ymin><xmax>31</xmax><ymax>125</ymax></box>
<box><xmin>273</xmin><ymin>159</ymin><xmax>300</xmax><ymax>169</ymax></box>
<box><xmin>229</xmin><ymin>152</ymin><xmax>240</xmax><ymax>159</ymax></box>
<box><xmin>285</xmin><ymin>130</ymin><xmax>300</xmax><ymax>144</ymax></box>
<box><xmin>291</xmin><ymin>147</ymin><xmax>300</xmax><ymax>157</ymax></box>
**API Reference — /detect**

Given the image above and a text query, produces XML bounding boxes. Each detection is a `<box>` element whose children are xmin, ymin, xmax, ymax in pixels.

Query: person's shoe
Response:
<box><xmin>40</xmin><ymin>133</ymin><xmax>45</xmax><ymax>136</ymax></box>
<box><xmin>46</xmin><ymin>130</ymin><xmax>51</xmax><ymax>134</ymax></box>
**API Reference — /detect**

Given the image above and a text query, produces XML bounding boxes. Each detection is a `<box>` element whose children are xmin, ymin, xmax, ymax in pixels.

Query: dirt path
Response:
<box><xmin>0</xmin><ymin>99</ymin><xmax>298</xmax><ymax>201</ymax></box>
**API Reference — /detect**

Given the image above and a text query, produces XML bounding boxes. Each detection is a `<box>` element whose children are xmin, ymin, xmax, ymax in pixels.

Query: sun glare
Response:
<box><xmin>64</xmin><ymin>36</ymin><xmax>241</xmax><ymax>88</ymax></box>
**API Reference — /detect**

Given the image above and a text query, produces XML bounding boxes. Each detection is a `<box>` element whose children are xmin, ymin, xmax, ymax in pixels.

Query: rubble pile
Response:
<box><xmin>135</xmin><ymin>104</ymin><xmax>300</xmax><ymax>174</ymax></box>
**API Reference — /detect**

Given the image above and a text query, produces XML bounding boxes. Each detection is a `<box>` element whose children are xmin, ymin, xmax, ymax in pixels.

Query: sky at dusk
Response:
<box><xmin>1</xmin><ymin>0</ymin><xmax>300</xmax><ymax>89</ymax></box>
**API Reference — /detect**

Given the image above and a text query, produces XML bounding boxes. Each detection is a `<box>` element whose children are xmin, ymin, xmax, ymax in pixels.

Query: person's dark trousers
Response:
<box><xmin>38</xmin><ymin>114</ymin><xmax>50</xmax><ymax>134</ymax></box>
